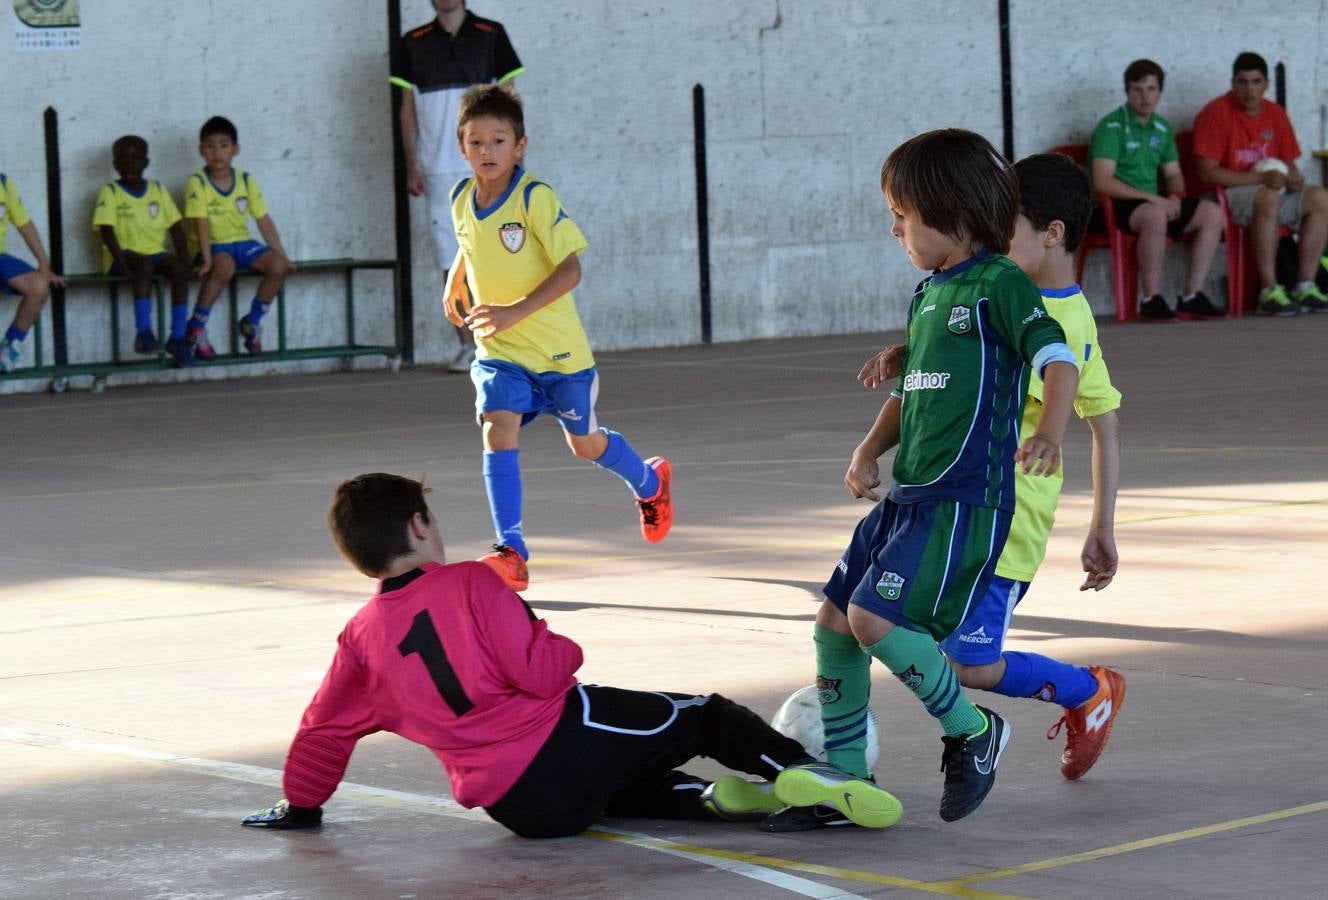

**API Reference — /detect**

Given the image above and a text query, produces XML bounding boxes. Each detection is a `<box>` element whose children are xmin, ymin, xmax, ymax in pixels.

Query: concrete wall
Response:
<box><xmin>4</xmin><ymin>0</ymin><xmax>1328</xmax><ymax>381</ymax></box>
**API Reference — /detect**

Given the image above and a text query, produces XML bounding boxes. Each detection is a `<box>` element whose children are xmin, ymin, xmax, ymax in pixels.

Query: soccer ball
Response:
<box><xmin>771</xmin><ymin>685</ymin><xmax>880</xmax><ymax>768</ymax></box>
<box><xmin>1254</xmin><ymin>157</ymin><xmax>1289</xmax><ymax>194</ymax></box>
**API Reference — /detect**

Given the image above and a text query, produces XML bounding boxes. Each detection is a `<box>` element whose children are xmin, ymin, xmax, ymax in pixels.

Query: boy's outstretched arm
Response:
<box><xmin>255</xmin><ymin>215</ymin><xmax>295</xmax><ymax>270</ymax></box>
<box><xmin>1080</xmin><ymin>409</ymin><xmax>1120</xmax><ymax>591</ymax></box>
<box><xmin>17</xmin><ymin>222</ymin><xmax>63</xmax><ymax>286</ymax></box>
<box><xmin>1015</xmin><ymin>361</ymin><xmax>1079</xmax><ymax>476</ymax></box>
<box><xmin>465</xmin><ymin>252</ymin><xmax>580</xmax><ymax>337</ymax></box>
<box><xmin>846</xmin><ymin>394</ymin><xmax>901</xmax><ymax>501</ymax></box>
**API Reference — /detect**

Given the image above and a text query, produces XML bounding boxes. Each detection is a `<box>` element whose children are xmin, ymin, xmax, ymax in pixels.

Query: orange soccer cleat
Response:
<box><xmin>1048</xmin><ymin>666</ymin><xmax>1126</xmax><ymax>780</ymax></box>
<box><xmin>479</xmin><ymin>544</ymin><xmax>529</xmax><ymax>592</ymax></box>
<box><xmin>635</xmin><ymin>457</ymin><xmax>673</xmax><ymax>543</ymax></box>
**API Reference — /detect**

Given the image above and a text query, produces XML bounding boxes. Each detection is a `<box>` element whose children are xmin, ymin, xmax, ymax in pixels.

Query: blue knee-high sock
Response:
<box><xmin>5</xmin><ymin>325</ymin><xmax>27</xmax><ymax>344</ymax></box>
<box><xmin>187</xmin><ymin>306</ymin><xmax>211</xmax><ymax>331</ymax></box>
<box><xmin>245</xmin><ymin>297</ymin><xmax>271</xmax><ymax>324</ymax></box>
<box><xmin>994</xmin><ymin>651</ymin><xmax>1099</xmax><ymax>709</ymax></box>
<box><xmin>483</xmin><ymin>448</ymin><xmax>527</xmax><ymax>560</ymax></box>
<box><xmin>592</xmin><ymin>429</ymin><xmax>659</xmax><ymax>498</ymax></box>
<box><xmin>133</xmin><ymin>298</ymin><xmax>153</xmax><ymax>333</ymax></box>
<box><xmin>170</xmin><ymin>304</ymin><xmax>189</xmax><ymax>339</ymax></box>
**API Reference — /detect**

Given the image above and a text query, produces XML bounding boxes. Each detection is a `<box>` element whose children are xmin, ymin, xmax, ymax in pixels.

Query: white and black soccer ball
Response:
<box><xmin>771</xmin><ymin>685</ymin><xmax>879</xmax><ymax>768</ymax></box>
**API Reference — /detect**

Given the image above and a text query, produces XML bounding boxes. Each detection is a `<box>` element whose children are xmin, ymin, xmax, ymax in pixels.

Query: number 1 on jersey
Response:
<box><xmin>398</xmin><ymin>609</ymin><xmax>475</xmax><ymax>716</ymax></box>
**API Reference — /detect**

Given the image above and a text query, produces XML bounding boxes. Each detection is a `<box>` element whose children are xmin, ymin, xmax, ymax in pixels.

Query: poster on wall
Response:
<box><xmin>14</xmin><ymin>0</ymin><xmax>80</xmax><ymax>52</ymax></box>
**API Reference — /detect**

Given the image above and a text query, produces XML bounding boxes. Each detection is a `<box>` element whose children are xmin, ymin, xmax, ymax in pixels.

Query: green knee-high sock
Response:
<box><xmin>813</xmin><ymin>624</ymin><xmax>873</xmax><ymax>778</ymax></box>
<box><xmin>864</xmin><ymin>625</ymin><xmax>986</xmax><ymax>738</ymax></box>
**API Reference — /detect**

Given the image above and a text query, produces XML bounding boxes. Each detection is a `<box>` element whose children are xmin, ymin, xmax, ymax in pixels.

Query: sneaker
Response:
<box><xmin>700</xmin><ymin>776</ymin><xmax>784</xmax><ymax>822</ymax></box>
<box><xmin>636</xmin><ymin>457</ymin><xmax>673</xmax><ymax>543</ymax></box>
<box><xmin>1175</xmin><ymin>291</ymin><xmax>1225</xmax><ymax>320</ymax></box>
<box><xmin>1257</xmin><ymin>285</ymin><xmax>1299</xmax><ymax>317</ymax></box>
<box><xmin>165</xmin><ymin>335</ymin><xmax>195</xmax><ymax>368</ymax></box>
<box><xmin>1047</xmin><ymin>666</ymin><xmax>1126</xmax><ymax>781</ymax></box>
<box><xmin>1138</xmin><ymin>294</ymin><xmax>1177</xmax><ymax>322</ymax></box>
<box><xmin>134</xmin><ymin>330</ymin><xmax>161</xmax><ymax>354</ymax></box>
<box><xmin>237</xmin><ymin>317</ymin><xmax>262</xmax><ymax>353</ymax></box>
<box><xmin>447</xmin><ymin>343</ymin><xmax>475</xmax><ymax>373</ymax></box>
<box><xmin>938</xmin><ymin>706</ymin><xmax>1010</xmax><ymax>822</ymax></box>
<box><xmin>1293</xmin><ymin>282</ymin><xmax>1328</xmax><ymax>313</ymax></box>
<box><xmin>760</xmin><ymin>803</ymin><xmax>855</xmax><ymax>832</ymax></box>
<box><xmin>0</xmin><ymin>339</ymin><xmax>19</xmax><ymax>374</ymax></box>
<box><xmin>188</xmin><ymin>326</ymin><xmax>217</xmax><ymax>361</ymax></box>
<box><xmin>478</xmin><ymin>544</ymin><xmax>528</xmax><ymax>591</ymax></box>
<box><xmin>773</xmin><ymin>762</ymin><xmax>903</xmax><ymax>829</ymax></box>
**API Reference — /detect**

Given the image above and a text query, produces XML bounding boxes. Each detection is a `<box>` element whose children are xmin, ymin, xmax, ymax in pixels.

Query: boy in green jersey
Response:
<box><xmin>766</xmin><ymin>130</ymin><xmax>1080</xmax><ymax>831</ymax></box>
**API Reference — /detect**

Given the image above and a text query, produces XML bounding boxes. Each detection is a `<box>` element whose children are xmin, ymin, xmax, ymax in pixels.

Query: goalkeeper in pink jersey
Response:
<box><xmin>240</xmin><ymin>473</ymin><xmax>903</xmax><ymax>837</ymax></box>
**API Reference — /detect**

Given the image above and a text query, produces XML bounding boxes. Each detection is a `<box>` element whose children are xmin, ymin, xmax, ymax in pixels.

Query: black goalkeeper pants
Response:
<box><xmin>485</xmin><ymin>684</ymin><xmax>806</xmax><ymax>838</ymax></box>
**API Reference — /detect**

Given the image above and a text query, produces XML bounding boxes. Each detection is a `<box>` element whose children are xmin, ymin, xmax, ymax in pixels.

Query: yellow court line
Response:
<box><xmin>1059</xmin><ymin>496</ymin><xmax>1328</xmax><ymax>529</ymax></box>
<box><xmin>585</xmin><ymin>831</ymin><xmax>1028</xmax><ymax>899</ymax></box>
<box><xmin>933</xmin><ymin>799</ymin><xmax>1328</xmax><ymax>888</ymax></box>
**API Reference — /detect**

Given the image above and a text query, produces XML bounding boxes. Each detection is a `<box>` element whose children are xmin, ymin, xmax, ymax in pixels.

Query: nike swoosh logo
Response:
<box><xmin>841</xmin><ymin>792</ymin><xmax>854</xmax><ymax>812</ymax></box>
<box><xmin>974</xmin><ymin>739</ymin><xmax>995</xmax><ymax>775</ymax></box>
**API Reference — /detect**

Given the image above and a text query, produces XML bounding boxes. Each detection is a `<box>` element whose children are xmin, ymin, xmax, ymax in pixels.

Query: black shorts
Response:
<box><xmin>1112</xmin><ymin>195</ymin><xmax>1206</xmax><ymax>240</ymax></box>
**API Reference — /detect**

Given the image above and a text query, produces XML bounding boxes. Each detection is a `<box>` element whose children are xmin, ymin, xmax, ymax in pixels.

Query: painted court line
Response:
<box><xmin>0</xmin><ymin>726</ymin><xmax>857</xmax><ymax>899</ymax></box>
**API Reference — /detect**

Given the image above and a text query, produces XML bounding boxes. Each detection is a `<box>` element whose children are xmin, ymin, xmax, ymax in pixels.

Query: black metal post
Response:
<box><xmin>999</xmin><ymin>0</ymin><xmax>1014</xmax><ymax>160</ymax></box>
<box><xmin>693</xmin><ymin>84</ymin><xmax>711</xmax><ymax>344</ymax></box>
<box><xmin>388</xmin><ymin>0</ymin><xmax>415</xmax><ymax>364</ymax></box>
<box><xmin>1275</xmin><ymin>61</ymin><xmax>1286</xmax><ymax>109</ymax></box>
<box><xmin>43</xmin><ymin>107</ymin><xmax>67</xmax><ymax>366</ymax></box>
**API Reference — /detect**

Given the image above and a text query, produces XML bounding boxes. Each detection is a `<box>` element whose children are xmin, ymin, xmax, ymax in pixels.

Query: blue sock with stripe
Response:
<box><xmin>170</xmin><ymin>304</ymin><xmax>189</xmax><ymax>339</ymax></box>
<box><xmin>245</xmin><ymin>297</ymin><xmax>271</xmax><ymax>324</ymax></box>
<box><xmin>483</xmin><ymin>448</ymin><xmax>527</xmax><ymax>560</ymax></box>
<box><xmin>5</xmin><ymin>325</ymin><xmax>27</xmax><ymax>344</ymax></box>
<box><xmin>592</xmin><ymin>428</ymin><xmax>659</xmax><ymax>499</ymax></box>
<box><xmin>995</xmin><ymin>651</ymin><xmax>1098</xmax><ymax>709</ymax></box>
<box><xmin>133</xmin><ymin>298</ymin><xmax>153</xmax><ymax>333</ymax></box>
<box><xmin>187</xmin><ymin>305</ymin><xmax>211</xmax><ymax>332</ymax></box>
<box><xmin>814</xmin><ymin>624</ymin><xmax>873</xmax><ymax>778</ymax></box>
<box><xmin>866</xmin><ymin>624</ymin><xmax>986</xmax><ymax>737</ymax></box>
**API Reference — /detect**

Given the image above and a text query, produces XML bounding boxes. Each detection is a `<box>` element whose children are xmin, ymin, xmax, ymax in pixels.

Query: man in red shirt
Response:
<box><xmin>239</xmin><ymin>473</ymin><xmax>903</xmax><ymax>837</ymax></box>
<box><xmin>1194</xmin><ymin>52</ymin><xmax>1328</xmax><ymax>316</ymax></box>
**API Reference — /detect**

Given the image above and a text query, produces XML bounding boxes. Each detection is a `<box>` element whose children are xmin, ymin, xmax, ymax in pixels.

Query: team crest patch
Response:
<box><xmin>876</xmin><ymin>570</ymin><xmax>905</xmax><ymax>601</ymax></box>
<box><xmin>1035</xmin><ymin>682</ymin><xmax>1057</xmax><ymax>703</ymax></box>
<box><xmin>499</xmin><ymin>222</ymin><xmax>526</xmax><ymax>253</ymax></box>
<box><xmin>148</xmin><ymin>201</ymin><xmax>160</xmax><ymax>219</ymax></box>
<box><xmin>895</xmin><ymin>665</ymin><xmax>923</xmax><ymax>690</ymax></box>
<box><xmin>236</xmin><ymin>197</ymin><xmax>248</xmax><ymax>214</ymax></box>
<box><xmin>947</xmin><ymin>306</ymin><xmax>971</xmax><ymax>334</ymax></box>
<box><xmin>815</xmin><ymin>675</ymin><xmax>842</xmax><ymax>705</ymax></box>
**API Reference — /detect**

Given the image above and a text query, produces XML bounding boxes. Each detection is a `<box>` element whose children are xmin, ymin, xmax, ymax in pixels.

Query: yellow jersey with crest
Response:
<box><xmin>183</xmin><ymin>167</ymin><xmax>270</xmax><ymax>253</ymax></box>
<box><xmin>92</xmin><ymin>179</ymin><xmax>183</xmax><ymax>272</ymax></box>
<box><xmin>451</xmin><ymin>167</ymin><xmax>592</xmax><ymax>374</ymax></box>
<box><xmin>0</xmin><ymin>173</ymin><xmax>33</xmax><ymax>255</ymax></box>
<box><xmin>996</xmin><ymin>285</ymin><xmax>1121</xmax><ymax>582</ymax></box>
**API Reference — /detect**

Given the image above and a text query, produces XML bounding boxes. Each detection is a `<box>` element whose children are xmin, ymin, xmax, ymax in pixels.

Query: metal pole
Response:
<box><xmin>693</xmin><ymin>84</ymin><xmax>712</xmax><ymax>344</ymax></box>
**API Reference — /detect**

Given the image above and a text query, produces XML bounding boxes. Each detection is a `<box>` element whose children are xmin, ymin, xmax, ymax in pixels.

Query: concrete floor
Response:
<box><xmin>2</xmin><ymin>315</ymin><xmax>1325</xmax><ymax>899</ymax></box>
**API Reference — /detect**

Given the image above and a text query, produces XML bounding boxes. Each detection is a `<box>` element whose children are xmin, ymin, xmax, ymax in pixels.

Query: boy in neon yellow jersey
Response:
<box><xmin>0</xmin><ymin>173</ymin><xmax>63</xmax><ymax>373</ymax></box>
<box><xmin>93</xmin><ymin>135</ymin><xmax>194</xmax><ymax>366</ymax></box>
<box><xmin>848</xmin><ymin>153</ymin><xmax>1125</xmax><ymax>802</ymax></box>
<box><xmin>443</xmin><ymin>86</ymin><xmax>672</xmax><ymax>591</ymax></box>
<box><xmin>183</xmin><ymin>116</ymin><xmax>294</xmax><ymax>359</ymax></box>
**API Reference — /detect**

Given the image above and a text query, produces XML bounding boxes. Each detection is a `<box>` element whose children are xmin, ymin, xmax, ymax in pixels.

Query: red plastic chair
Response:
<box><xmin>1048</xmin><ymin>143</ymin><xmax>1136</xmax><ymax>322</ymax></box>
<box><xmin>1213</xmin><ymin>187</ymin><xmax>1293</xmax><ymax>317</ymax></box>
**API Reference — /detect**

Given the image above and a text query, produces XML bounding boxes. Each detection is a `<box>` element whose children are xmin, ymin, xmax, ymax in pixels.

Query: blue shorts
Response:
<box><xmin>471</xmin><ymin>358</ymin><xmax>601</xmax><ymax>436</ymax></box>
<box><xmin>209</xmin><ymin>240</ymin><xmax>270</xmax><ymax>270</ymax></box>
<box><xmin>0</xmin><ymin>253</ymin><xmax>36</xmax><ymax>295</ymax></box>
<box><xmin>107</xmin><ymin>252</ymin><xmax>169</xmax><ymax>277</ymax></box>
<box><xmin>823</xmin><ymin>496</ymin><xmax>1011</xmax><ymax>641</ymax></box>
<box><xmin>938</xmin><ymin>575</ymin><xmax>1030</xmax><ymax>664</ymax></box>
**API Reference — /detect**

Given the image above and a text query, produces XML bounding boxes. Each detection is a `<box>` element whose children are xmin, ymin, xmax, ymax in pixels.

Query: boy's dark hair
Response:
<box><xmin>1014</xmin><ymin>154</ymin><xmax>1093</xmax><ymax>254</ymax></box>
<box><xmin>200</xmin><ymin>116</ymin><xmax>238</xmax><ymax>143</ymax></box>
<box><xmin>456</xmin><ymin>84</ymin><xmax>525</xmax><ymax>144</ymax></box>
<box><xmin>328</xmin><ymin>473</ymin><xmax>431</xmax><ymax>577</ymax></box>
<box><xmin>1123</xmin><ymin>59</ymin><xmax>1165</xmax><ymax>91</ymax></box>
<box><xmin>112</xmin><ymin>135</ymin><xmax>148</xmax><ymax>157</ymax></box>
<box><xmin>1232</xmin><ymin>52</ymin><xmax>1268</xmax><ymax>78</ymax></box>
<box><xmin>880</xmin><ymin>128</ymin><xmax>1017</xmax><ymax>255</ymax></box>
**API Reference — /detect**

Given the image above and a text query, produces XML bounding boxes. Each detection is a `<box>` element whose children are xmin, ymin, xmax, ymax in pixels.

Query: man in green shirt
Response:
<box><xmin>1090</xmin><ymin>59</ymin><xmax>1225</xmax><ymax>321</ymax></box>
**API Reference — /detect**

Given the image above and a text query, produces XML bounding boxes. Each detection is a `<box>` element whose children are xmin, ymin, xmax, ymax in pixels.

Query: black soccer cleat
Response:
<box><xmin>241</xmin><ymin>798</ymin><xmax>323</xmax><ymax>829</ymax></box>
<box><xmin>939</xmin><ymin>706</ymin><xmax>1010</xmax><ymax>822</ymax></box>
<box><xmin>760</xmin><ymin>803</ymin><xmax>856</xmax><ymax>832</ymax></box>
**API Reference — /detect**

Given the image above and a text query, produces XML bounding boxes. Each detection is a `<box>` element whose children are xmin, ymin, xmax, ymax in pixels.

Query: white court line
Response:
<box><xmin>0</xmin><ymin>726</ymin><xmax>863</xmax><ymax>900</ymax></box>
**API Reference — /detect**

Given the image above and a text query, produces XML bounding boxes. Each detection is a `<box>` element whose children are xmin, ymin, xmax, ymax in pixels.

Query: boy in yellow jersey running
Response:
<box><xmin>183</xmin><ymin>116</ymin><xmax>294</xmax><ymax>360</ymax></box>
<box><xmin>443</xmin><ymin>86</ymin><xmax>672</xmax><ymax>591</ymax></box>
<box><xmin>854</xmin><ymin>153</ymin><xmax>1125</xmax><ymax>797</ymax></box>
<box><xmin>93</xmin><ymin>136</ymin><xmax>195</xmax><ymax>366</ymax></box>
<box><xmin>0</xmin><ymin>172</ymin><xmax>63</xmax><ymax>373</ymax></box>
